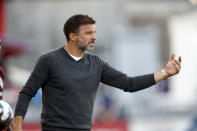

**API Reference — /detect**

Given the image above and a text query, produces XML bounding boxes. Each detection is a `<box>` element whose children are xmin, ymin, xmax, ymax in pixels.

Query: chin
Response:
<box><xmin>85</xmin><ymin>45</ymin><xmax>94</xmax><ymax>51</ymax></box>
<box><xmin>87</xmin><ymin>48</ymin><xmax>94</xmax><ymax>51</ymax></box>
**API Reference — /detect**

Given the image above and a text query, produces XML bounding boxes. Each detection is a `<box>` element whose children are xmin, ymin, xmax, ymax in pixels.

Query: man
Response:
<box><xmin>13</xmin><ymin>14</ymin><xmax>181</xmax><ymax>131</ymax></box>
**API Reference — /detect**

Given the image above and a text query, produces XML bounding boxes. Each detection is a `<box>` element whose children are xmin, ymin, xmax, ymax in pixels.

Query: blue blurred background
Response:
<box><xmin>1</xmin><ymin>0</ymin><xmax>197</xmax><ymax>130</ymax></box>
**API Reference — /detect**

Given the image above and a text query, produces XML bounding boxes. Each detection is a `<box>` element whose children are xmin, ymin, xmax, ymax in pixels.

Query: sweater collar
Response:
<box><xmin>61</xmin><ymin>47</ymin><xmax>86</xmax><ymax>62</ymax></box>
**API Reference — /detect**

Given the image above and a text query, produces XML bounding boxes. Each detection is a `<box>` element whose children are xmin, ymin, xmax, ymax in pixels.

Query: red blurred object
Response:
<box><xmin>92</xmin><ymin>120</ymin><xmax>128</xmax><ymax>131</ymax></box>
<box><xmin>2</xmin><ymin>43</ymin><xmax>29</xmax><ymax>59</ymax></box>
<box><xmin>0</xmin><ymin>0</ymin><xmax>5</xmax><ymax>34</ymax></box>
<box><xmin>18</xmin><ymin>121</ymin><xmax>128</xmax><ymax>131</ymax></box>
<box><xmin>18</xmin><ymin>123</ymin><xmax>41</xmax><ymax>131</ymax></box>
<box><xmin>0</xmin><ymin>0</ymin><xmax>30</xmax><ymax>60</ymax></box>
<box><xmin>23</xmin><ymin>123</ymin><xmax>41</xmax><ymax>131</ymax></box>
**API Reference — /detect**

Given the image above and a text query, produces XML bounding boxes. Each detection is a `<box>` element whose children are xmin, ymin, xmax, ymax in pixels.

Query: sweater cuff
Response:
<box><xmin>14</xmin><ymin>111</ymin><xmax>25</xmax><ymax>118</ymax></box>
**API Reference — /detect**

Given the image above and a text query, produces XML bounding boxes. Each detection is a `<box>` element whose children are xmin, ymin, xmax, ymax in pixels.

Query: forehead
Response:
<box><xmin>78</xmin><ymin>24</ymin><xmax>96</xmax><ymax>32</ymax></box>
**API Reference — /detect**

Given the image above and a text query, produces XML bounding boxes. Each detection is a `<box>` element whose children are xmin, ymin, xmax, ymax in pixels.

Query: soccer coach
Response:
<box><xmin>13</xmin><ymin>14</ymin><xmax>181</xmax><ymax>131</ymax></box>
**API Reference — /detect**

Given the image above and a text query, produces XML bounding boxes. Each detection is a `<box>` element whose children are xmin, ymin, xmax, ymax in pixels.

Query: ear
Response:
<box><xmin>69</xmin><ymin>33</ymin><xmax>77</xmax><ymax>41</ymax></box>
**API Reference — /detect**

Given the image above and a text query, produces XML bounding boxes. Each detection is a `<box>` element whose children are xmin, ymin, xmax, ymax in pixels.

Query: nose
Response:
<box><xmin>92</xmin><ymin>33</ymin><xmax>96</xmax><ymax>40</ymax></box>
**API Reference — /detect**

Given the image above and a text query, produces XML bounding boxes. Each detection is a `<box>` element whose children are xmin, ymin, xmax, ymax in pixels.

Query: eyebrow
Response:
<box><xmin>85</xmin><ymin>31</ymin><xmax>96</xmax><ymax>34</ymax></box>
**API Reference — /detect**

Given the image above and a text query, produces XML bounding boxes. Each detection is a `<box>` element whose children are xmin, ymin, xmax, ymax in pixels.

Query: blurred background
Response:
<box><xmin>1</xmin><ymin>0</ymin><xmax>197</xmax><ymax>130</ymax></box>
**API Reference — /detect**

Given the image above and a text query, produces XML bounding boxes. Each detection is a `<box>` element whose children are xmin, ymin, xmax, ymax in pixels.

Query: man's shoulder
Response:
<box><xmin>48</xmin><ymin>47</ymin><xmax>63</xmax><ymax>56</ymax></box>
<box><xmin>43</xmin><ymin>47</ymin><xmax>63</xmax><ymax>57</ymax></box>
<box><xmin>38</xmin><ymin>47</ymin><xmax>63</xmax><ymax>62</ymax></box>
<box><xmin>86</xmin><ymin>52</ymin><xmax>98</xmax><ymax>58</ymax></box>
<box><xmin>85</xmin><ymin>53</ymin><xmax>100</xmax><ymax>61</ymax></box>
<box><xmin>85</xmin><ymin>53</ymin><xmax>107</xmax><ymax>64</ymax></box>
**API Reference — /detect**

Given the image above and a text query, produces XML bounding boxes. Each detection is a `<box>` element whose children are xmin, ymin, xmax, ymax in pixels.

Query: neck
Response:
<box><xmin>64</xmin><ymin>41</ymin><xmax>84</xmax><ymax>57</ymax></box>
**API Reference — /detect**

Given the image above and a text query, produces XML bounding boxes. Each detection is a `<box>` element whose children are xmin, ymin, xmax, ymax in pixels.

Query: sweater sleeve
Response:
<box><xmin>14</xmin><ymin>54</ymin><xmax>50</xmax><ymax>118</ymax></box>
<box><xmin>100</xmin><ymin>61</ymin><xmax>156</xmax><ymax>92</ymax></box>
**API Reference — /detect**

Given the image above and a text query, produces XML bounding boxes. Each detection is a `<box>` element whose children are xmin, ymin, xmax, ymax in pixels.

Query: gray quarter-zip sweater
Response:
<box><xmin>15</xmin><ymin>47</ymin><xmax>156</xmax><ymax>130</ymax></box>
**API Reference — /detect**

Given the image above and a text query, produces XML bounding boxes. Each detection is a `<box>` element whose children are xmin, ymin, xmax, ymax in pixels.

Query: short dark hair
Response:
<box><xmin>63</xmin><ymin>14</ymin><xmax>96</xmax><ymax>41</ymax></box>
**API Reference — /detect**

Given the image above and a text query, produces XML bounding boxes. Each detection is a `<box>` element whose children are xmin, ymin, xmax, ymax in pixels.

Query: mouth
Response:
<box><xmin>89</xmin><ymin>43</ymin><xmax>94</xmax><ymax>47</ymax></box>
<box><xmin>89</xmin><ymin>41</ymin><xmax>94</xmax><ymax>46</ymax></box>
<box><xmin>89</xmin><ymin>41</ymin><xmax>94</xmax><ymax>44</ymax></box>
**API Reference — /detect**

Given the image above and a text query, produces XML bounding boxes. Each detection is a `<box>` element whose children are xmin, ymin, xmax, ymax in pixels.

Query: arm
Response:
<box><xmin>13</xmin><ymin>54</ymin><xmax>50</xmax><ymax>131</ymax></box>
<box><xmin>101</xmin><ymin>61</ymin><xmax>156</xmax><ymax>92</ymax></box>
<box><xmin>100</xmin><ymin>54</ymin><xmax>181</xmax><ymax>92</ymax></box>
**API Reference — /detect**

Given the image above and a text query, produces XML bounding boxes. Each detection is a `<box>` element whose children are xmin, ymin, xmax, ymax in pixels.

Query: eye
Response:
<box><xmin>85</xmin><ymin>31</ymin><xmax>92</xmax><ymax>34</ymax></box>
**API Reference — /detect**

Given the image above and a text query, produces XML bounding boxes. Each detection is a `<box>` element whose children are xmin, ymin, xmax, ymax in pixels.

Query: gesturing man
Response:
<box><xmin>13</xmin><ymin>14</ymin><xmax>181</xmax><ymax>131</ymax></box>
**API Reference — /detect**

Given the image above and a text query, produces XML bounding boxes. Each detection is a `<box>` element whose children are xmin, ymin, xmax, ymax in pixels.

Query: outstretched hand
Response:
<box><xmin>165</xmin><ymin>54</ymin><xmax>182</xmax><ymax>77</ymax></box>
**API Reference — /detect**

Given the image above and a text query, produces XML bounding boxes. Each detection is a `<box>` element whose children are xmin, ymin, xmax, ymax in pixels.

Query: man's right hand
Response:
<box><xmin>13</xmin><ymin>116</ymin><xmax>23</xmax><ymax>131</ymax></box>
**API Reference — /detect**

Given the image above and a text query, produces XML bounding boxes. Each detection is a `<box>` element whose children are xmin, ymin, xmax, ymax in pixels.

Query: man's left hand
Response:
<box><xmin>165</xmin><ymin>54</ymin><xmax>182</xmax><ymax>77</ymax></box>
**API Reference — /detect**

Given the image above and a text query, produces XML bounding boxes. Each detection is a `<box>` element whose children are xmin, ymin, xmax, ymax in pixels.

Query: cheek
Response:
<box><xmin>78</xmin><ymin>36</ymin><xmax>85</xmax><ymax>42</ymax></box>
<box><xmin>81</xmin><ymin>37</ymin><xmax>90</xmax><ymax>43</ymax></box>
<box><xmin>77</xmin><ymin>34</ymin><xmax>91</xmax><ymax>43</ymax></box>
<box><xmin>82</xmin><ymin>35</ymin><xmax>90</xmax><ymax>39</ymax></box>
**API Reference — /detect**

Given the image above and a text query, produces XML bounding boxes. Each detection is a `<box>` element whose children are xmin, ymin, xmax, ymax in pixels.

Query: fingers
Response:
<box><xmin>170</xmin><ymin>54</ymin><xmax>175</xmax><ymax>61</ymax></box>
<box><xmin>170</xmin><ymin>54</ymin><xmax>182</xmax><ymax>63</ymax></box>
<box><xmin>173</xmin><ymin>59</ymin><xmax>181</xmax><ymax>66</ymax></box>
<box><xmin>172</xmin><ymin>55</ymin><xmax>181</xmax><ymax>67</ymax></box>
<box><xmin>178</xmin><ymin>56</ymin><xmax>182</xmax><ymax>63</ymax></box>
<box><xmin>175</xmin><ymin>64</ymin><xmax>181</xmax><ymax>72</ymax></box>
<box><xmin>172</xmin><ymin>61</ymin><xmax>181</xmax><ymax>73</ymax></box>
